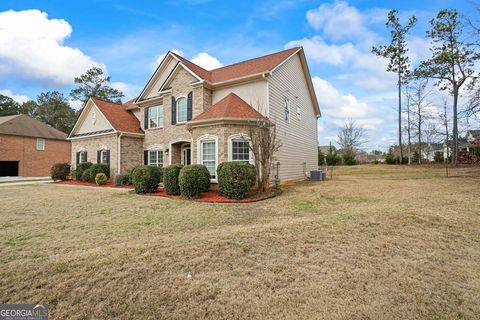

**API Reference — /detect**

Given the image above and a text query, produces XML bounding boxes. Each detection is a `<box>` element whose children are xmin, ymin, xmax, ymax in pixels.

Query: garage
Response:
<box><xmin>0</xmin><ymin>161</ymin><xmax>19</xmax><ymax>176</ymax></box>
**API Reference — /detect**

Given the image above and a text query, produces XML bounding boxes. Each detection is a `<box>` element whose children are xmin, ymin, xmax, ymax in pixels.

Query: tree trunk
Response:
<box><xmin>407</xmin><ymin>95</ymin><xmax>412</xmax><ymax>165</ymax></box>
<box><xmin>453</xmin><ymin>86</ymin><xmax>459</xmax><ymax>166</ymax></box>
<box><xmin>398</xmin><ymin>72</ymin><xmax>403</xmax><ymax>164</ymax></box>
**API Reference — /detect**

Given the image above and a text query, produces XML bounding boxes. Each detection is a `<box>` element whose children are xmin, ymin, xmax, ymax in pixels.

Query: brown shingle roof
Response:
<box><xmin>91</xmin><ymin>98</ymin><xmax>143</xmax><ymax>134</ymax></box>
<box><xmin>171</xmin><ymin>47</ymin><xmax>300</xmax><ymax>83</ymax></box>
<box><xmin>192</xmin><ymin>93</ymin><xmax>265</xmax><ymax>122</ymax></box>
<box><xmin>0</xmin><ymin>114</ymin><xmax>68</xmax><ymax>140</ymax></box>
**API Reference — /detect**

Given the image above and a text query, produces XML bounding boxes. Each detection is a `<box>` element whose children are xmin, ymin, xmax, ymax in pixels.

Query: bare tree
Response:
<box><xmin>248</xmin><ymin>117</ymin><xmax>282</xmax><ymax>193</ymax></box>
<box><xmin>406</xmin><ymin>80</ymin><xmax>433</xmax><ymax>163</ymax></box>
<box><xmin>440</xmin><ymin>97</ymin><xmax>450</xmax><ymax>176</ymax></box>
<box><xmin>403</xmin><ymin>89</ymin><xmax>413</xmax><ymax>164</ymax></box>
<box><xmin>337</xmin><ymin>120</ymin><xmax>367</xmax><ymax>153</ymax></box>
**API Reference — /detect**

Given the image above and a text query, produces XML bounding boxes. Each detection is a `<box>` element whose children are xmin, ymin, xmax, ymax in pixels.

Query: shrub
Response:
<box><xmin>318</xmin><ymin>150</ymin><xmax>325</xmax><ymax>166</ymax></box>
<box><xmin>342</xmin><ymin>152</ymin><xmax>356</xmax><ymax>165</ymax></box>
<box><xmin>95</xmin><ymin>173</ymin><xmax>108</xmax><ymax>185</ymax></box>
<box><xmin>90</xmin><ymin>163</ymin><xmax>109</xmax><ymax>181</ymax></box>
<box><xmin>179</xmin><ymin>165</ymin><xmax>210</xmax><ymax>198</ymax></box>
<box><xmin>434</xmin><ymin>151</ymin><xmax>444</xmax><ymax>163</ymax></box>
<box><xmin>75</xmin><ymin>162</ymin><xmax>92</xmax><ymax>180</ymax></box>
<box><xmin>131</xmin><ymin>165</ymin><xmax>161</xmax><ymax>194</ymax></box>
<box><xmin>51</xmin><ymin>163</ymin><xmax>70</xmax><ymax>181</ymax></box>
<box><xmin>373</xmin><ymin>159</ymin><xmax>379</xmax><ymax>164</ymax></box>
<box><xmin>127</xmin><ymin>165</ymin><xmax>142</xmax><ymax>184</ymax></box>
<box><xmin>326</xmin><ymin>153</ymin><xmax>341</xmax><ymax>166</ymax></box>
<box><xmin>385</xmin><ymin>153</ymin><xmax>397</xmax><ymax>165</ymax></box>
<box><xmin>217</xmin><ymin>162</ymin><xmax>256</xmax><ymax>199</ymax></box>
<box><xmin>81</xmin><ymin>168</ymin><xmax>93</xmax><ymax>182</ymax></box>
<box><xmin>163</xmin><ymin>164</ymin><xmax>184</xmax><ymax>195</ymax></box>
<box><xmin>114</xmin><ymin>174</ymin><xmax>130</xmax><ymax>186</ymax></box>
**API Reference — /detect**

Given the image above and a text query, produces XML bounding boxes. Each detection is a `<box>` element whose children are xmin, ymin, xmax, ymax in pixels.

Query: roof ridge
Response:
<box><xmin>91</xmin><ymin>96</ymin><xmax>123</xmax><ymax>106</ymax></box>
<box><xmin>170</xmin><ymin>51</ymin><xmax>211</xmax><ymax>74</ymax></box>
<box><xmin>210</xmin><ymin>47</ymin><xmax>300</xmax><ymax>72</ymax></box>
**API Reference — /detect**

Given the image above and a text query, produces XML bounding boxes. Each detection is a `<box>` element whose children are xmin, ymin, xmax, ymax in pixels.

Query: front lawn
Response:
<box><xmin>1</xmin><ymin>165</ymin><xmax>479</xmax><ymax>319</ymax></box>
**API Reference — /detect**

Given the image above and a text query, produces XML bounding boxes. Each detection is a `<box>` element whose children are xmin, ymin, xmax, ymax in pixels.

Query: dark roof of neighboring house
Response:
<box><xmin>0</xmin><ymin>114</ymin><xmax>68</xmax><ymax>140</ymax></box>
<box><xmin>91</xmin><ymin>97</ymin><xmax>143</xmax><ymax>134</ymax></box>
<box><xmin>192</xmin><ymin>93</ymin><xmax>266</xmax><ymax>122</ymax></box>
<box><xmin>171</xmin><ymin>47</ymin><xmax>300</xmax><ymax>83</ymax></box>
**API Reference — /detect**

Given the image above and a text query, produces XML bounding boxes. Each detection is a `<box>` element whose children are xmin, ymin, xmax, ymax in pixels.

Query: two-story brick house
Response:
<box><xmin>68</xmin><ymin>47</ymin><xmax>320</xmax><ymax>181</ymax></box>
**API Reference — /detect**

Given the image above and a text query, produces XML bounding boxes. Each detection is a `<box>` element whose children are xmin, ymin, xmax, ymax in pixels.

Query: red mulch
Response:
<box><xmin>55</xmin><ymin>179</ymin><xmax>133</xmax><ymax>189</ymax></box>
<box><xmin>55</xmin><ymin>180</ymin><xmax>277</xmax><ymax>203</ymax></box>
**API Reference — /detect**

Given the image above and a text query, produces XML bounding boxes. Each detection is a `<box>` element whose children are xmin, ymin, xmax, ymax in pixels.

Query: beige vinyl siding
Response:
<box><xmin>142</xmin><ymin>57</ymin><xmax>178</xmax><ymax>100</ymax></box>
<box><xmin>212</xmin><ymin>80</ymin><xmax>268</xmax><ymax>115</ymax></box>
<box><xmin>268</xmin><ymin>54</ymin><xmax>319</xmax><ymax>181</ymax></box>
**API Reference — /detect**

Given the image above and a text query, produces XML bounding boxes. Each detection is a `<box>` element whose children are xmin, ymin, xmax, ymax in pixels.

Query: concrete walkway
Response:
<box><xmin>0</xmin><ymin>176</ymin><xmax>53</xmax><ymax>186</ymax></box>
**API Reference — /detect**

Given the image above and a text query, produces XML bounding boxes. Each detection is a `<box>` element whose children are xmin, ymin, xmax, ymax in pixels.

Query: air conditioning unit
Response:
<box><xmin>310</xmin><ymin>170</ymin><xmax>323</xmax><ymax>181</ymax></box>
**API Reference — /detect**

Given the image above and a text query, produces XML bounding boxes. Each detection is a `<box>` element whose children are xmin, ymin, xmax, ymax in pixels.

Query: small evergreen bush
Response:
<box><xmin>385</xmin><ymin>152</ymin><xmax>397</xmax><ymax>164</ymax></box>
<box><xmin>179</xmin><ymin>165</ymin><xmax>210</xmax><ymax>198</ymax></box>
<box><xmin>51</xmin><ymin>163</ymin><xmax>70</xmax><ymax>181</ymax></box>
<box><xmin>434</xmin><ymin>151</ymin><xmax>444</xmax><ymax>163</ymax></box>
<box><xmin>342</xmin><ymin>152</ymin><xmax>356</xmax><ymax>165</ymax></box>
<box><xmin>131</xmin><ymin>165</ymin><xmax>161</xmax><ymax>194</ymax></box>
<box><xmin>81</xmin><ymin>168</ymin><xmax>93</xmax><ymax>182</ymax></box>
<box><xmin>75</xmin><ymin>162</ymin><xmax>92</xmax><ymax>180</ymax></box>
<box><xmin>90</xmin><ymin>163</ymin><xmax>109</xmax><ymax>180</ymax></box>
<box><xmin>114</xmin><ymin>174</ymin><xmax>130</xmax><ymax>186</ymax></box>
<box><xmin>95</xmin><ymin>173</ymin><xmax>108</xmax><ymax>185</ymax></box>
<box><xmin>163</xmin><ymin>164</ymin><xmax>184</xmax><ymax>195</ymax></box>
<box><xmin>217</xmin><ymin>162</ymin><xmax>256</xmax><ymax>199</ymax></box>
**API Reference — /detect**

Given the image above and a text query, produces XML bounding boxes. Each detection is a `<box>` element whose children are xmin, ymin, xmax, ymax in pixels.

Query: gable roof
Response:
<box><xmin>170</xmin><ymin>47</ymin><xmax>301</xmax><ymax>84</ymax></box>
<box><xmin>467</xmin><ymin>129</ymin><xmax>480</xmax><ymax>140</ymax></box>
<box><xmin>0</xmin><ymin>114</ymin><xmax>68</xmax><ymax>140</ymax></box>
<box><xmin>90</xmin><ymin>98</ymin><xmax>143</xmax><ymax>134</ymax></box>
<box><xmin>191</xmin><ymin>93</ymin><xmax>266</xmax><ymax>122</ymax></box>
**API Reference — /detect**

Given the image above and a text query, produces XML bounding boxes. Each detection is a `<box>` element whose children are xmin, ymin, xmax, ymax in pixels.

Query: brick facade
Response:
<box><xmin>0</xmin><ymin>134</ymin><xmax>71</xmax><ymax>176</ymax></box>
<box><xmin>120</xmin><ymin>136</ymin><xmax>143</xmax><ymax>173</ymax></box>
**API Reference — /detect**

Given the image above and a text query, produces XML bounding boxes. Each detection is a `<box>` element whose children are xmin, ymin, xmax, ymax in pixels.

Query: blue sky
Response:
<box><xmin>0</xmin><ymin>0</ymin><xmax>478</xmax><ymax>150</ymax></box>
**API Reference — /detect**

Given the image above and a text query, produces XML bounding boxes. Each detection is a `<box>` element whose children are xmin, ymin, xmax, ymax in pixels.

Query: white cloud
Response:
<box><xmin>286</xmin><ymin>36</ymin><xmax>356</xmax><ymax>65</ymax></box>
<box><xmin>0</xmin><ymin>9</ymin><xmax>103</xmax><ymax>85</ymax></box>
<box><xmin>190</xmin><ymin>52</ymin><xmax>223</xmax><ymax>70</ymax></box>
<box><xmin>0</xmin><ymin>89</ymin><xmax>30</xmax><ymax>104</ymax></box>
<box><xmin>153</xmin><ymin>49</ymin><xmax>184</xmax><ymax>69</ymax></box>
<box><xmin>111</xmin><ymin>81</ymin><xmax>143</xmax><ymax>101</ymax></box>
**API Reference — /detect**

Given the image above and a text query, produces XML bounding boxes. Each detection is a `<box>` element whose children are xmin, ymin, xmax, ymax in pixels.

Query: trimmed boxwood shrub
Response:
<box><xmin>75</xmin><ymin>162</ymin><xmax>92</xmax><ymax>180</ymax></box>
<box><xmin>95</xmin><ymin>173</ymin><xmax>108</xmax><ymax>185</ymax></box>
<box><xmin>131</xmin><ymin>165</ymin><xmax>161</xmax><ymax>194</ymax></box>
<box><xmin>163</xmin><ymin>164</ymin><xmax>183</xmax><ymax>195</ymax></box>
<box><xmin>81</xmin><ymin>168</ymin><xmax>93</xmax><ymax>182</ymax></box>
<box><xmin>217</xmin><ymin>162</ymin><xmax>256</xmax><ymax>199</ymax></box>
<box><xmin>90</xmin><ymin>163</ymin><xmax>109</xmax><ymax>181</ymax></box>
<box><xmin>179</xmin><ymin>164</ymin><xmax>210</xmax><ymax>198</ymax></box>
<box><xmin>114</xmin><ymin>174</ymin><xmax>130</xmax><ymax>186</ymax></box>
<box><xmin>127</xmin><ymin>165</ymin><xmax>142</xmax><ymax>184</ymax></box>
<box><xmin>51</xmin><ymin>163</ymin><xmax>70</xmax><ymax>181</ymax></box>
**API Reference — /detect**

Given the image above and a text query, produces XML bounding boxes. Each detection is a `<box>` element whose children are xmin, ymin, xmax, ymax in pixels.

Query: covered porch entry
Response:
<box><xmin>169</xmin><ymin>140</ymin><xmax>191</xmax><ymax>166</ymax></box>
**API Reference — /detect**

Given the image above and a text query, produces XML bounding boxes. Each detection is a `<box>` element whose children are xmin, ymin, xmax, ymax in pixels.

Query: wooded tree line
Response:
<box><xmin>373</xmin><ymin>6</ymin><xmax>480</xmax><ymax>165</ymax></box>
<box><xmin>0</xmin><ymin>67</ymin><xmax>124</xmax><ymax>133</ymax></box>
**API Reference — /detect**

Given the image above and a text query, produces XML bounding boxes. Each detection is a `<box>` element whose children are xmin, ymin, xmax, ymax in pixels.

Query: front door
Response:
<box><xmin>182</xmin><ymin>146</ymin><xmax>191</xmax><ymax>165</ymax></box>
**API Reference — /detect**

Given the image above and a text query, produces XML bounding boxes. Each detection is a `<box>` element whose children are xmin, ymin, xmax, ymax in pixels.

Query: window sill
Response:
<box><xmin>176</xmin><ymin>122</ymin><xmax>187</xmax><ymax>126</ymax></box>
<box><xmin>146</xmin><ymin>127</ymin><xmax>164</xmax><ymax>131</ymax></box>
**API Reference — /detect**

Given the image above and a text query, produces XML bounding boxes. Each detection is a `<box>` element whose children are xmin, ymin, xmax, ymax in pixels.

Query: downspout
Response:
<box><xmin>117</xmin><ymin>132</ymin><xmax>123</xmax><ymax>175</ymax></box>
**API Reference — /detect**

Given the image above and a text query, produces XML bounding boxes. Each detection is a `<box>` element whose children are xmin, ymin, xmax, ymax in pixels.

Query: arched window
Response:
<box><xmin>177</xmin><ymin>97</ymin><xmax>187</xmax><ymax>123</ymax></box>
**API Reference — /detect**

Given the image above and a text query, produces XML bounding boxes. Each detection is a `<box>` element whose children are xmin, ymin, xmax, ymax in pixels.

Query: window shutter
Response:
<box><xmin>85</xmin><ymin>152</ymin><xmax>87</xmax><ymax>162</ymax></box>
<box><xmin>187</xmin><ymin>91</ymin><xmax>193</xmax><ymax>121</ymax></box>
<box><xmin>76</xmin><ymin>152</ymin><xmax>80</xmax><ymax>165</ymax></box>
<box><xmin>97</xmin><ymin>150</ymin><xmax>101</xmax><ymax>163</ymax></box>
<box><xmin>144</xmin><ymin>107</ymin><xmax>149</xmax><ymax>130</ymax></box>
<box><xmin>106</xmin><ymin>150</ymin><xmax>110</xmax><ymax>165</ymax></box>
<box><xmin>144</xmin><ymin>150</ymin><xmax>148</xmax><ymax>165</ymax></box>
<box><xmin>171</xmin><ymin>96</ymin><xmax>177</xmax><ymax>125</ymax></box>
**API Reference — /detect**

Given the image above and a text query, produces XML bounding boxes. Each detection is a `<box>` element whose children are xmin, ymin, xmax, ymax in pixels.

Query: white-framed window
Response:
<box><xmin>177</xmin><ymin>97</ymin><xmax>188</xmax><ymax>123</ymax></box>
<box><xmin>36</xmin><ymin>138</ymin><xmax>45</xmax><ymax>150</ymax></box>
<box><xmin>296</xmin><ymin>106</ymin><xmax>301</xmax><ymax>120</ymax></box>
<box><xmin>148</xmin><ymin>105</ymin><xmax>164</xmax><ymax>129</ymax></box>
<box><xmin>284</xmin><ymin>97</ymin><xmax>290</xmax><ymax>123</ymax></box>
<box><xmin>201</xmin><ymin>140</ymin><xmax>216</xmax><ymax>179</ymax></box>
<box><xmin>148</xmin><ymin>150</ymin><xmax>163</xmax><ymax>167</ymax></box>
<box><xmin>231</xmin><ymin>139</ymin><xmax>250</xmax><ymax>162</ymax></box>
<box><xmin>101</xmin><ymin>150</ymin><xmax>108</xmax><ymax>164</ymax></box>
<box><xmin>79</xmin><ymin>151</ymin><xmax>87</xmax><ymax>163</ymax></box>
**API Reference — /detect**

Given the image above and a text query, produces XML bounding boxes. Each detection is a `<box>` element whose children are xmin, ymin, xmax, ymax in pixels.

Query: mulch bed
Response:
<box><xmin>54</xmin><ymin>180</ymin><xmax>278</xmax><ymax>203</ymax></box>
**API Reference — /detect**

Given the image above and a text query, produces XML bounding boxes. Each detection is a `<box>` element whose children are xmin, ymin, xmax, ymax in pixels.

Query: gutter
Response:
<box><xmin>117</xmin><ymin>132</ymin><xmax>123</xmax><ymax>175</ymax></box>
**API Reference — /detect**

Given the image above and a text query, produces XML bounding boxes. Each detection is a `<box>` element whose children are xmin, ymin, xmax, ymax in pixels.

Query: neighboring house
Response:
<box><xmin>466</xmin><ymin>129</ymin><xmax>480</xmax><ymax>145</ymax></box>
<box><xmin>0</xmin><ymin>114</ymin><xmax>71</xmax><ymax>176</ymax></box>
<box><xmin>318</xmin><ymin>145</ymin><xmax>336</xmax><ymax>155</ymax></box>
<box><xmin>68</xmin><ymin>47</ymin><xmax>321</xmax><ymax>181</ymax></box>
<box><xmin>421</xmin><ymin>143</ymin><xmax>450</xmax><ymax>162</ymax></box>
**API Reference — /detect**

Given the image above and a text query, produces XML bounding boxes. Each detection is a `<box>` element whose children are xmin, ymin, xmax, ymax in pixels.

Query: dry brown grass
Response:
<box><xmin>1</xmin><ymin>164</ymin><xmax>479</xmax><ymax>319</ymax></box>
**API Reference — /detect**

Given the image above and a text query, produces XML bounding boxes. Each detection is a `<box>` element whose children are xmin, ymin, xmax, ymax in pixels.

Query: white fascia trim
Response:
<box><xmin>67</xmin><ymin>132</ymin><xmax>118</xmax><ymax>141</ymax></box>
<box><xmin>136</xmin><ymin>52</ymin><xmax>173</xmax><ymax>103</ymax></box>
<box><xmin>269</xmin><ymin>47</ymin><xmax>302</xmax><ymax>74</ymax></box>
<box><xmin>159</xmin><ymin>61</ymin><xmax>203</xmax><ymax>93</ymax></box>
